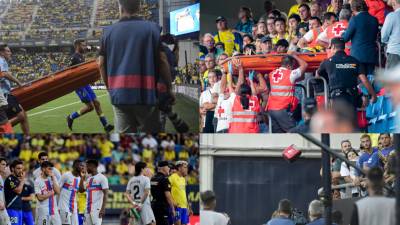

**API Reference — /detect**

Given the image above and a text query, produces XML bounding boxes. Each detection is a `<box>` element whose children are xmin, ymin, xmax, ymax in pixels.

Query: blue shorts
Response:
<box><xmin>78</xmin><ymin>214</ymin><xmax>84</xmax><ymax>225</ymax></box>
<box><xmin>75</xmin><ymin>85</ymin><xmax>96</xmax><ymax>103</ymax></box>
<box><xmin>174</xmin><ymin>207</ymin><xmax>189</xmax><ymax>224</ymax></box>
<box><xmin>22</xmin><ymin>211</ymin><xmax>34</xmax><ymax>225</ymax></box>
<box><xmin>7</xmin><ymin>209</ymin><xmax>22</xmax><ymax>225</ymax></box>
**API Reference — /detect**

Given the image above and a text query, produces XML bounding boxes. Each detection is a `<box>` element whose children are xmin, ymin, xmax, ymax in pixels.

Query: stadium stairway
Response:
<box><xmin>366</xmin><ymin>94</ymin><xmax>397</xmax><ymax>132</ymax></box>
<box><xmin>22</xmin><ymin>5</ymin><xmax>39</xmax><ymax>40</ymax></box>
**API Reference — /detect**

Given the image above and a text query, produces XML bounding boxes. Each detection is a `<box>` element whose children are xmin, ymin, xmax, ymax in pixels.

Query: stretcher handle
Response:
<box><xmin>306</xmin><ymin>73</ymin><xmax>329</xmax><ymax>110</ymax></box>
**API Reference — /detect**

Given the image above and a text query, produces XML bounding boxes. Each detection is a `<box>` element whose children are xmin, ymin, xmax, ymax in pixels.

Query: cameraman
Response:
<box><xmin>98</xmin><ymin>0</ymin><xmax>174</xmax><ymax>133</ymax></box>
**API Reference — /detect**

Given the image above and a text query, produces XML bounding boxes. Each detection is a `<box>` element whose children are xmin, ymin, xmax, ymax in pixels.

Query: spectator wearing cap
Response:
<box><xmin>350</xmin><ymin>168</ymin><xmax>395</xmax><ymax>225</ymax></box>
<box><xmin>381</xmin><ymin>0</ymin><xmax>400</xmax><ymax>69</ymax></box>
<box><xmin>200</xmin><ymin>190</ymin><xmax>230</xmax><ymax>225</ymax></box>
<box><xmin>297</xmin><ymin>4</ymin><xmax>312</xmax><ymax>37</ymax></box>
<box><xmin>272</xmin><ymin>18</ymin><xmax>289</xmax><ymax>45</ymax></box>
<box><xmin>306</xmin><ymin>200</ymin><xmax>326</xmax><ymax>225</ymax></box>
<box><xmin>260</xmin><ymin>36</ymin><xmax>273</xmax><ymax>54</ymax></box>
<box><xmin>289</xmin><ymin>97</ymin><xmax>317</xmax><ymax>132</ymax></box>
<box><xmin>288</xmin><ymin>0</ymin><xmax>308</xmax><ymax>17</ymax></box>
<box><xmin>244</xmin><ymin>44</ymin><xmax>257</xmax><ymax>55</ymax></box>
<box><xmin>266</xmin><ymin>199</ymin><xmax>295</xmax><ymax>225</ymax></box>
<box><xmin>342</xmin><ymin>0</ymin><xmax>379</xmax><ymax>75</ymax></box>
<box><xmin>214</xmin><ymin>16</ymin><xmax>239</xmax><ymax>56</ymax></box>
<box><xmin>233</xmin><ymin>7</ymin><xmax>254</xmax><ymax>36</ymax></box>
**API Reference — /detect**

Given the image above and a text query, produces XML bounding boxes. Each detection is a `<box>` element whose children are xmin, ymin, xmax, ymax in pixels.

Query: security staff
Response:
<box><xmin>317</xmin><ymin>38</ymin><xmax>377</xmax><ymax>118</ymax></box>
<box><xmin>150</xmin><ymin>161</ymin><xmax>175</xmax><ymax>225</ymax></box>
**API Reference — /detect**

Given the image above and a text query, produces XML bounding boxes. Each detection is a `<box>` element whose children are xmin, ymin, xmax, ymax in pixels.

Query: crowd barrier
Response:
<box><xmin>173</xmin><ymin>84</ymin><xmax>200</xmax><ymax>101</ymax></box>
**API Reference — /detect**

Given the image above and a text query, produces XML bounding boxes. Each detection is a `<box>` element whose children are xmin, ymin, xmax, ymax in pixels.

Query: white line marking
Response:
<box><xmin>28</xmin><ymin>93</ymin><xmax>108</xmax><ymax>117</ymax></box>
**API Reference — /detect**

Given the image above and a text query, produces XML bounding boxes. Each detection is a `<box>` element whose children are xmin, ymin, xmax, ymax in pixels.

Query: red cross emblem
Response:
<box><xmin>272</xmin><ymin>70</ymin><xmax>284</xmax><ymax>83</ymax></box>
<box><xmin>217</xmin><ymin>106</ymin><xmax>225</xmax><ymax>117</ymax></box>
<box><xmin>333</xmin><ymin>23</ymin><xmax>345</xmax><ymax>36</ymax></box>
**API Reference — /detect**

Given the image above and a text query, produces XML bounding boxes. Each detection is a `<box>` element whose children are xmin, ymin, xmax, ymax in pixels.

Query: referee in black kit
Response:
<box><xmin>151</xmin><ymin>161</ymin><xmax>175</xmax><ymax>225</ymax></box>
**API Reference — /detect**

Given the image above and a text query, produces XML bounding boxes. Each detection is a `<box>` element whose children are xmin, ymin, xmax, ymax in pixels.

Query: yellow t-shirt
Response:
<box><xmin>19</xmin><ymin>149</ymin><xmax>32</xmax><ymax>162</ymax></box>
<box><xmin>213</xmin><ymin>30</ymin><xmax>238</xmax><ymax>56</ymax></box>
<box><xmin>142</xmin><ymin>148</ymin><xmax>153</xmax><ymax>160</ymax></box>
<box><xmin>168</xmin><ymin>173</ymin><xmax>188</xmax><ymax>208</ymax></box>
<box><xmin>8</xmin><ymin>139</ymin><xmax>18</xmax><ymax>148</ymax></box>
<box><xmin>48</xmin><ymin>151</ymin><xmax>59</xmax><ymax>160</ymax></box>
<box><xmin>164</xmin><ymin>150</ymin><xmax>176</xmax><ymax>161</ymax></box>
<box><xmin>326</xmin><ymin>5</ymin><xmax>334</xmax><ymax>13</ymax></box>
<box><xmin>77</xmin><ymin>192</ymin><xmax>86</xmax><ymax>214</ymax></box>
<box><xmin>98</xmin><ymin>141</ymin><xmax>114</xmax><ymax>158</ymax></box>
<box><xmin>288</xmin><ymin>4</ymin><xmax>300</xmax><ymax>17</ymax></box>
<box><xmin>59</xmin><ymin>152</ymin><xmax>69</xmax><ymax>163</ymax></box>
<box><xmin>116</xmin><ymin>162</ymin><xmax>128</xmax><ymax>175</ymax></box>
<box><xmin>31</xmin><ymin>138</ymin><xmax>44</xmax><ymax>148</ymax></box>
<box><xmin>178</xmin><ymin>150</ymin><xmax>189</xmax><ymax>161</ymax></box>
<box><xmin>272</xmin><ymin>33</ymin><xmax>290</xmax><ymax>45</ymax></box>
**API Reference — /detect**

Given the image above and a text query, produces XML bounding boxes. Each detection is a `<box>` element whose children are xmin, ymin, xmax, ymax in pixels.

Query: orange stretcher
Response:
<box><xmin>10</xmin><ymin>60</ymin><xmax>100</xmax><ymax>111</ymax></box>
<box><xmin>221</xmin><ymin>53</ymin><xmax>327</xmax><ymax>74</ymax></box>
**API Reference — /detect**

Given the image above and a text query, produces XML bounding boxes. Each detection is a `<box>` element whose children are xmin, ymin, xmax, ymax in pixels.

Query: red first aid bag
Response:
<box><xmin>283</xmin><ymin>144</ymin><xmax>302</xmax><ymax>162</ymax></box>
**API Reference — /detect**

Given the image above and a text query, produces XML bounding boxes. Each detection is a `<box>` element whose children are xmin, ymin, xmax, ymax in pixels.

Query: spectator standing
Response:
<box><xmin>350</xmin><ymin>168</ymin><xmax>395</xmax><ymax>225</ymax></box>
<box><xmin>214</xmin><ymin>16</ymin><xmax>239</xmax><ymax>56</ymax></box>
<box><xmin>266</xmin><ymin>199</ymin><xmax>295</xmax><ymax>225</ymax></box>
<box><xmin>200</xmin><ymin>190</ymin><xmax>230</xmax><ymax>225</ymax></box>
<box><xmin>381</xmin><ymin>0</ymin><xmax>400</xmax><ymax>69</ymax></box>
<box><xmin>342</xmin><ymin>0</ymin><xmax>379</xmax><ymax>75</ymax></box>
<box><xmin>233</xmin><ymin>7</ymin><xmax>254</xmax><ymax>36</ymax></box>
<box><xmin>98</xmin><ymin>0</ymin><xmax>174</xmax><ymax>132</ymax></box>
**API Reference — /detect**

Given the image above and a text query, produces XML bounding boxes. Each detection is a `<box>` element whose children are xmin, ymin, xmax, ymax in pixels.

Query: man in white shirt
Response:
<box><xmin>125</xmin><ymin>162</ymin><xmax>155</xmax><ymax>225</ymax></box>
<box><xmin>34</xmin><ymin>161</ymin><xmax>61</xmax><ymax>225</ymax></box>
<box><xmin>58</xmin><ymin>160</ymin><xmax>83</xmax><ymax>225</ymax></box>
<box><xmin>33</xmin><ymin>152</ymin><xmax>62</xmax><ymax>184</ymax></box>
<box><xmin>0</xmin><ymin>157</ymin><xmax>10</xmax><ymax>225</ymax></box>
<box><xmin>141</xmin><ymin>134</ymin><xmax>158</xmax><ymax>150</ymax></box>
<box><xmin>79</xmin><ymin>159</ymin><xmax>108</xmax><ymax>225</ymax></box>
<box><xmin>200</xmin><ymin>190</ymin><xmax>229</xmax><ymax>225</ymax></box>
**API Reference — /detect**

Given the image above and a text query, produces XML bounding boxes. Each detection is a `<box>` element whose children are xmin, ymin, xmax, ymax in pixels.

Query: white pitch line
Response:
<box><xmin>28</xmin><ymin>93</ymin><xmax>109</xmax><ymax>117</ymax></box>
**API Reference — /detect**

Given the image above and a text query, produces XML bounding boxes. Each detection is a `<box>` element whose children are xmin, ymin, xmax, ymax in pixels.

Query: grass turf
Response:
<box><xmin>14</xmin><ymin>90</ymin><xmax>198</xmax><ymax>133</ymax></box>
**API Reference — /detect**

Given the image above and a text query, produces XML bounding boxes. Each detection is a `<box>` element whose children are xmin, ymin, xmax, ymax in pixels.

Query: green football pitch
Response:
<box><xmin>14</xmin><ymin>90</ymin><xmax>199</xmax><ymax>133</ymax></box>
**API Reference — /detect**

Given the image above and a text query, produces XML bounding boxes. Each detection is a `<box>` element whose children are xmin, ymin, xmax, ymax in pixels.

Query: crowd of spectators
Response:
<box><xmin>95</xmin><ymin>0</ymin><xmax>119</xmax><ymax>27</ymax></box>
<box><xmin>7</xmin><ymin>48</ymin><xmax>99</xmax><ymax>83</ymax></box>
<box><xmin>0</xmin><ymin>133</ymin><xmax>199</xmax><ymax>186</ymax></box>
<box><xmin>0</xmin><ymin>2</ymin><xmax>35</xmax><ymax>42</ymax></box>
<box><xmin>331</xmin><ymin>133</ymin><xmax>396</xmax><ymax>199</ymax></box>
<box><xmin>199</xmin><ymin>0</ymin><xmax>400</xmax><ymax>133</ymax></box>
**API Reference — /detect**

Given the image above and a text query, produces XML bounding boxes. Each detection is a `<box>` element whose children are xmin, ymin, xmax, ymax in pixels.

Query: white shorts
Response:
<box><xmin>59</xmin><ymin>210</ymin><xmax>79</xmax><ymax>225</ymax></box>
<box><xmin>84</xmin><ymin>211</ymin><xmax>102</xmax><ymax>225</ymax></box>
<box><xmin>36</xmin><ymin>209</ymin><xmax>61</xmax><ymax>225</ymax></box>
<box><xmin>140</xmin><ymin>204</ymin><xmax>155</xmax><ymax>225</ymax></box>
<box><xmin>0</xmin><ymin>209</ymin><xmax>11</xmax><ymax>225</ymax></box>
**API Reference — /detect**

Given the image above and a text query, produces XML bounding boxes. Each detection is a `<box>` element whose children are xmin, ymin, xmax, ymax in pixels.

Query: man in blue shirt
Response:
<box><xmin>0</xmin><ymin>45</ymin><xmax>29</xmax><ymax>134</ymax></box>
<box><xmin>342</xmin><ymin>0</ymin><xmax>379</xmax><ymax>75</ymax></box>
<box><xmin>306</xmin><ymin>200</ymin><xmax>329</xmax><ymax>225</ymax></box>
<box><xmin>381</xmin><ymin>0</ymin><xmax>400</xmax><ymax>69</ymax></box>
<box><xmin>367</xmin><ymin>134</ymin><xmax>395</xmax><ymax>169</ymax></box>
<box><xmin>356</xmin><ymin>134</ymin><xmax>378</xmax><ymax>175</ymax></box>
<box><xmin>98</xmin><ymin>0</ymin><xmax>174</xmax><ymax>133</ymax></box>
<box><xmin>4</xmin><ymin>159</ymin><xmax>25</xmax><ymax>225</ymax></box>
<box><xmin>266</xmin><ymin>199</ymin><xmax>295</xmax><ymax>225</ymax></box>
